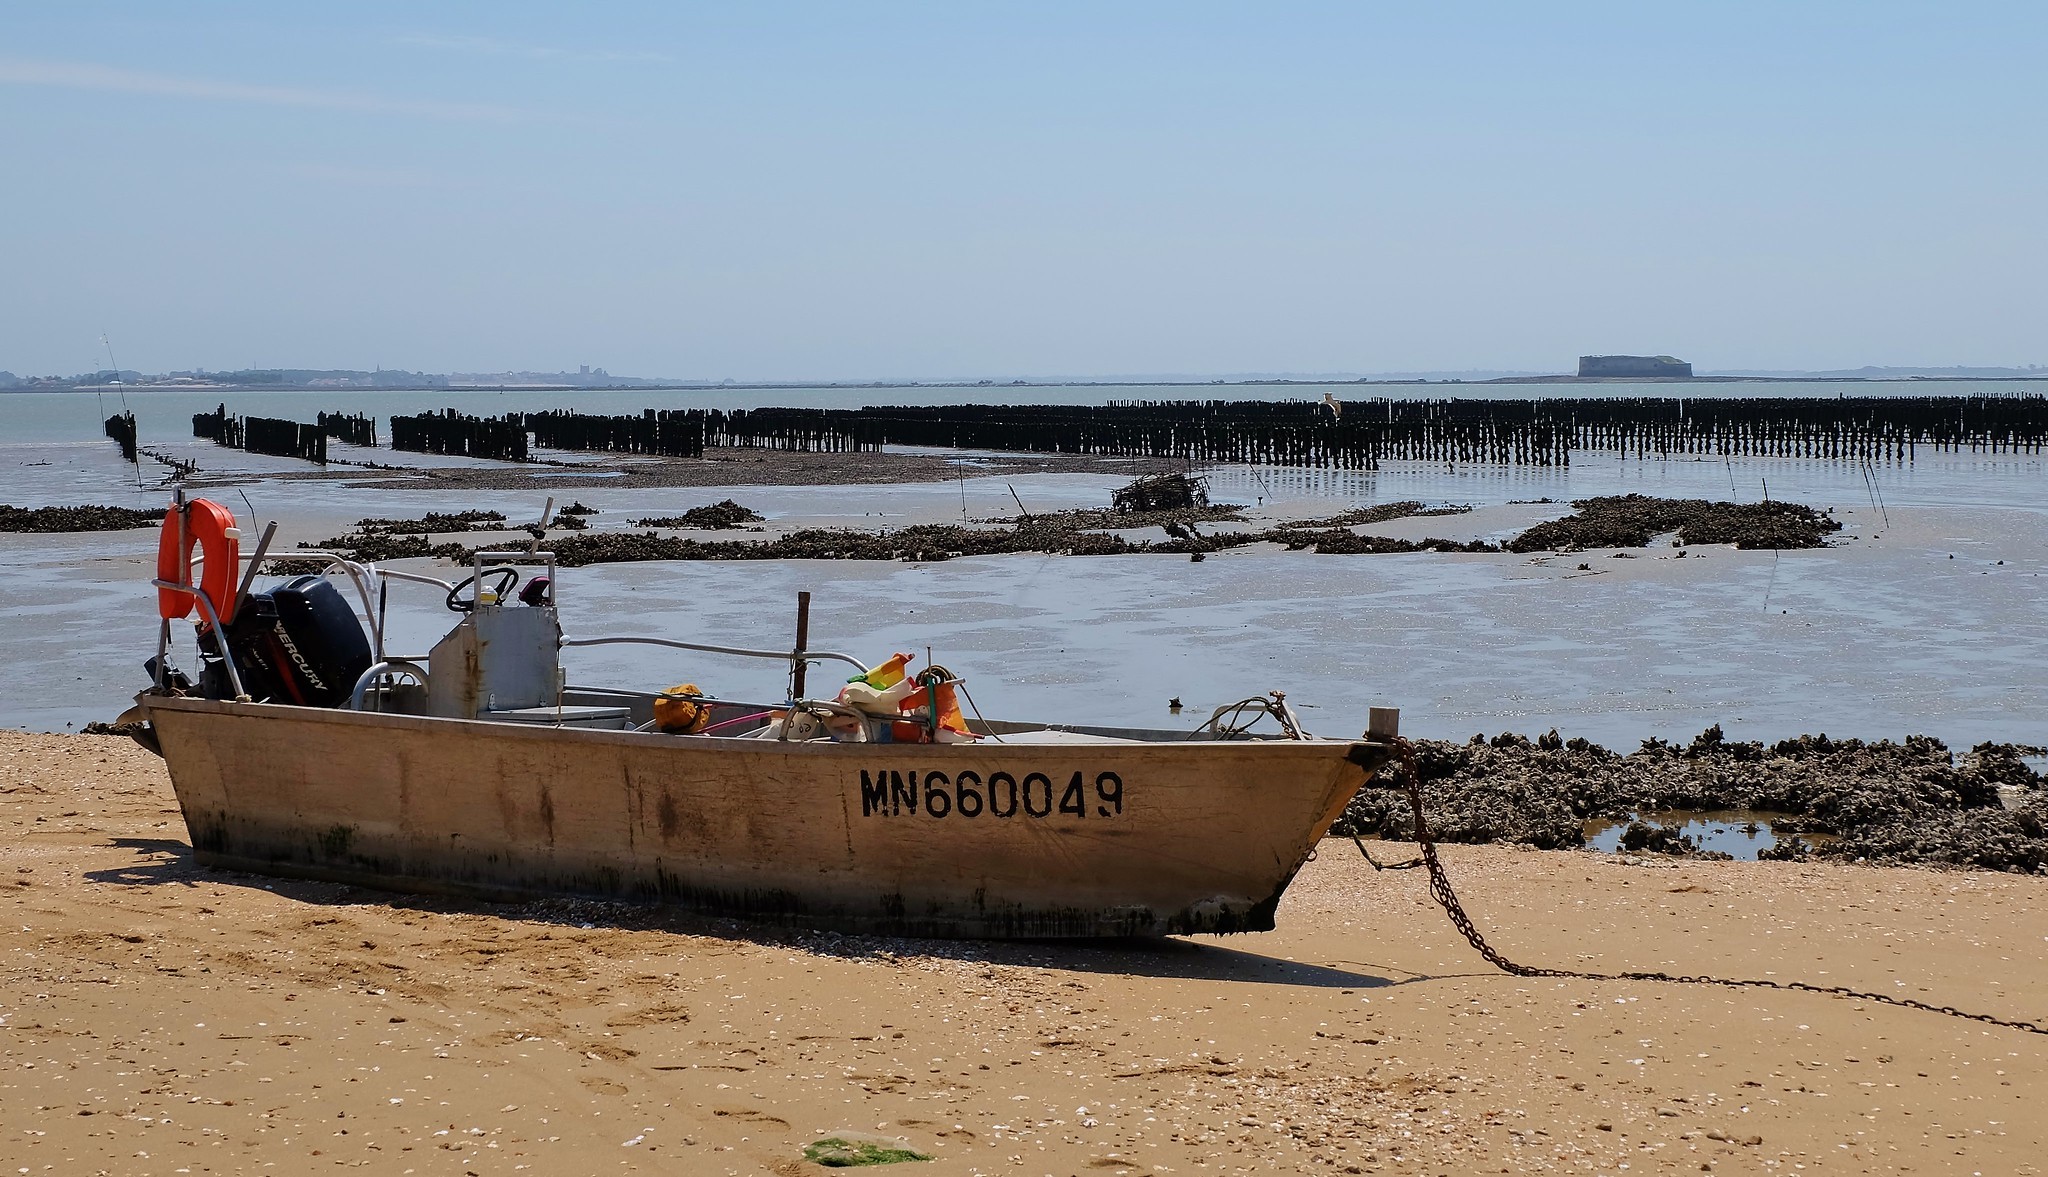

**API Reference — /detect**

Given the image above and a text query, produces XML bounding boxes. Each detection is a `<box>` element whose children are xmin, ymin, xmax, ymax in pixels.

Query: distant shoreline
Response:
<box><xmin>7</xmin><ymin>373</ymin><xmax>2045</xmax><ymax>395</ymax></box>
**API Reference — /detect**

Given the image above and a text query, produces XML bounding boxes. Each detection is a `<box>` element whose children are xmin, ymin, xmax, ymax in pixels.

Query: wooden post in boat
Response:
<box><xmin>791</xmin><ymin>591</ymin><xmax>812</xmax><ymax>700</ymax></box>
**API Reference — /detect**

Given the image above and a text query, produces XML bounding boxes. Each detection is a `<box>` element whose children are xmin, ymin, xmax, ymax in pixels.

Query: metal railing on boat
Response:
<box><xmin>347</xmin><ymin>659</ymin><xmax>429</xmax><ymax>711</ymax></box>
<box><xmin>150</xmin><ymin>577</ymin><xmax>247</xmax><ymax>700</ymax></box>
<box><xmin>559</xmin><ymin>635</ymin><xmax>870</xmax><ymax>676</ymax></box>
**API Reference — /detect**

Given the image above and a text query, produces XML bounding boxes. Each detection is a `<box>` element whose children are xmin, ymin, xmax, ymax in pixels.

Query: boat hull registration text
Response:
<box><xmin>859</xmin><ymin>769</ymin><xmax>1124</xmax><ymax>819</ymax></box>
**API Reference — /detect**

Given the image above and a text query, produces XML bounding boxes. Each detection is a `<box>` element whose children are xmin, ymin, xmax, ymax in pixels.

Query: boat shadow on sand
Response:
<box><xmin>88</xmin><ymin>836</ymin><xmax>1430</xmax><ymax>991</ymax></box>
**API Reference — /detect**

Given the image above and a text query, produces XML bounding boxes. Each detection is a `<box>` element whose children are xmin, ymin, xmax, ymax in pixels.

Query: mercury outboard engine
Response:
<box><xmin>199</xmin><ymin>575</ymin><xmax>373</xmax><ymax>706</ymax></box>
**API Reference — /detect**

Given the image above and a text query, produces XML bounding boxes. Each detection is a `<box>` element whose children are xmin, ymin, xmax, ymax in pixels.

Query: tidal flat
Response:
<box><xmin>4</xmin><ymin>429</ymin><xmax>2044</xmax><ymax>751</ymax></box>
<box><xmin>6</xmin><ymin>418</ymin><xmax>2048</xmax><ymax>1173</ymax></box>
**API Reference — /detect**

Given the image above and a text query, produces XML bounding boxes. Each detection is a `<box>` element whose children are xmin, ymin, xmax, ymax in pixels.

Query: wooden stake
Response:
<box><xmin>792</xmin><ymin>590</ymin><xmax>812</xmax><ymax>700</ymax></box>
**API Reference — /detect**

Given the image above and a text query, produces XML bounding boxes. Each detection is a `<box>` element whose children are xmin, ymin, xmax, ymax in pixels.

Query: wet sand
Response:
<box><xmin>6</xmin><ymin>729</ymin><xmax>2047</xmax><ymax>1175</ymax></box>
<box><xmin>187</xmin><ymin>446</ymin><xmax>1188</xmax><ymax>494</ymax></box>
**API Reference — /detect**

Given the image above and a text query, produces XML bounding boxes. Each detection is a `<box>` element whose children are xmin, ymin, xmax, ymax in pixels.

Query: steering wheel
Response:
<box><xmin>445</xmin><ymin>566</ymin><xmax>520</xmax><ymax>613</ymax></box>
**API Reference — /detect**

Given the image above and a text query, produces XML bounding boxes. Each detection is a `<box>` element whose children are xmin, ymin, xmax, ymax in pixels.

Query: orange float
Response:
<box><xmin>156</xmin><ymin>499</ymin><xmax>241</xmax><ymax>625</ymax></box>
<box><xmin>899</xmin><ymin>674</ymin><xmax>969</xmax><ymax>742</ymax></box>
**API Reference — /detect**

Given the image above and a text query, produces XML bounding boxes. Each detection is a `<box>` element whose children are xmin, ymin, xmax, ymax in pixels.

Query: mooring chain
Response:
<box><xmin>1377</xmin><ymin>735</ymin><xmax>2048</xmax><ymax>1036</ymax></box>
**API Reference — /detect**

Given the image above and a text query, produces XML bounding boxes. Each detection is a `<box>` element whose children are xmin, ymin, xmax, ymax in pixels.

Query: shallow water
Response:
<box><xmin>1583</xmin><ymin>811</ymin><xmax>1830</xmax><ymax>861</ymax></box>
<box><xmin>4</xmin><ymin>390</ymin><xmax>2046</xmax><ymax>748</ymax></box>
<box><xmin>21</xmin><ymin>501</ymin><xmax>2039</xmax><ymax>749</ymax></box>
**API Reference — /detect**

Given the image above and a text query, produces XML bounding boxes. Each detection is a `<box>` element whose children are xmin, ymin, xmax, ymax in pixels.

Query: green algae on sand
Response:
<box><xmin>802</xmin><ymin>1136</ymin><xmax>932</xmax><ymax>1166</ymax></box>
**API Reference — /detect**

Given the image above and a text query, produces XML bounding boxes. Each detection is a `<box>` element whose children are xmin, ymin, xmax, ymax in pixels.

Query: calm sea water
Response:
<box><xmin>2</xmin><ymin>381</ymin><xmax>2044</xmax><ymax>749</ymax></box>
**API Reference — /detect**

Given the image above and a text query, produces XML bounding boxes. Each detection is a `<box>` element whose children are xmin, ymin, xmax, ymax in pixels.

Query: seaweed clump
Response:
<box><xmin>350</xmin><ymin>510</ymin><xmax>508</xmax><ymax>534</ymax></box>
<box><xmin>0</xmin><ymin>504</ymin><xmax>163</xmax><ymax>532</ymax></box>
<box><xmin>522</xmin><ymin>500</ymin><xmax>1495</xmax><ymax>567</ymax></box>
<box><xmin>1112</xmin><ymin>472</ymin><xmax>1208</xmax><ymax>512</ymax></box>
<box><xmin>1505</xmin><ymin>494</ymin><xmax>1841</xmax><ymax>552</ymax></box>
<box><xmin>802</xmin><ymin>1137</ymin><xmax>931</xmax><ymax>1166</ymax></box>
<box><xmin>634</xmin><ymin>500</ymin><xmax>765</xmax><ymax>530</ymax></box>
<box><xmin>286</xmin><ymin>509</ymin><xmax>515</xmax><ymax>565</ymax></box>
<box><xmin>541</xmin><ymin>523</ymin><xmax>1138</xmax><ymax>567</ymax></box>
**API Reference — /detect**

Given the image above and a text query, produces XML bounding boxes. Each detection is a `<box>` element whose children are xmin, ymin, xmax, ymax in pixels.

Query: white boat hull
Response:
<box><xmin>140</xmin><ymin>695</ymin><xmax>1392</xmax><ymax>938</ymax></box>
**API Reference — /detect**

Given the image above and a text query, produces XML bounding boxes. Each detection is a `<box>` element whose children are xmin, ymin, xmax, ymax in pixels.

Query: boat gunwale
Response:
<box><xmin>138</xmin><ymin>692</ymin><xmax>1396</xmax><ymax>762</ymax></box>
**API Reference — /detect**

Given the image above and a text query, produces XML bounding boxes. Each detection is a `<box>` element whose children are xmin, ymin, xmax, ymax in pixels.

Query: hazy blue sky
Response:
<box><xmin>3</xmin><ymin>2</ymin><xmax>2041</xmax><ymax>379</ymax></box>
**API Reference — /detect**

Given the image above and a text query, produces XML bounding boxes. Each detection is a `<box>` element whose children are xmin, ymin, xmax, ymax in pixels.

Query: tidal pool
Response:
<box><xmin>1582</xmin><ymin>811</ymin><xmax>1836</xmax><ymax>861</ymax></box>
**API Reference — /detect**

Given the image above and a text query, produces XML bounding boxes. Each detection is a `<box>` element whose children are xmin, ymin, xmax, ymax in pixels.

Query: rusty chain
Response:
<box><xmin>1375</xmin><ymin>735</ymin><xmax>2048</xmax><ymax>1036</ymax></box>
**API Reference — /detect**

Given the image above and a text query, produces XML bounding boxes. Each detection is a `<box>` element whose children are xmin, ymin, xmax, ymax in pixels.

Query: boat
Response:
<box><xmin>130</xmin><ymin>494</ymin><xmax>1402</xmax><ymax>938</ymax></box>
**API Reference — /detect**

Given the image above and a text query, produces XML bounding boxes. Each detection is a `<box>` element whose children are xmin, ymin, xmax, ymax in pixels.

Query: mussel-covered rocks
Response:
<box><xmin>1506</xmin><ymin>494</ymin><xmax>1841</xmax><ymax>552</ymax></box>
<box><xmin>0</xmin><ymin>504</ymin><xmax>163</xmax><ymax>532</ymax></box>
<box><xmin>634</xmin><ymin>500</ymin><xmax>764</xmax><ymax>530</ymax></box>
<box><xmin>1336</xmin><ymin>726</ymin><xmax>2048</xmax><ymax>872</ymax></box>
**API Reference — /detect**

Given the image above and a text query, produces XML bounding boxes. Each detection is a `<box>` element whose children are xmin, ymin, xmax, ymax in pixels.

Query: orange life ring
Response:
<box><xmin>157</xmin><ymin>499</ymin><xmax>241</xmax><ymax>625</ymax></box>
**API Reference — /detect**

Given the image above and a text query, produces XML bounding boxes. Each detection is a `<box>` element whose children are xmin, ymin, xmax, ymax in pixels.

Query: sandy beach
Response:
<box><xmin>6</xmin><ymin>728</ymin><xmax>2046</xmax><ymax>1175</ymax></box>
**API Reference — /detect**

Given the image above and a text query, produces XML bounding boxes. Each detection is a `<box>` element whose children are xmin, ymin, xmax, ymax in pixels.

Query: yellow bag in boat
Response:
<box><xmin>654</xmin><ymin>683</ymin><xmax>709</xmax><ymax>733</ymax></box>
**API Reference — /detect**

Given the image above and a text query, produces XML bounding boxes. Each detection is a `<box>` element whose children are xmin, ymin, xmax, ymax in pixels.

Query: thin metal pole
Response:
<box><xmin>791</xmin><ymin>590</ymin><xmax>812</xmax><ymax>700</ymax></box>
<box><xmin>155</xmin><ymin>491</ymin><xmax>186</xmax><ymax>692</ymax></box>
<box><xmin>154</xmin><ymin>619</ymin><xmax>171</xmax><ymax>690</ymax></box>
<box><xmin>235</xmin><ymin>520</ymin><xmax>278</xmax><ymax>616</ymax></box>
<box><xmin>561</xmin><ymin>635</ymin><xmax>867</xmax><ymax>673</ymax></box>
<box><xmin>172</xmin><ymin>488</ymin><xmax>187</xmax><ymax>605</ymax></box>
<box><xmin>152</xmin><ymin>579</ymin><xmax>247</xmax><ymax>699</ymax></box>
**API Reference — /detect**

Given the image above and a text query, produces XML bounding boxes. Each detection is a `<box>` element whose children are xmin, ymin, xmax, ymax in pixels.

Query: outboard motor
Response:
<box><xmin>200</xmin><ymin>575</ymin><xmax>373</xmax><ymax>706</ymax></box>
